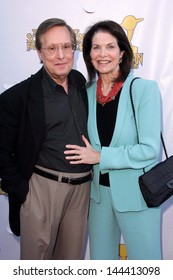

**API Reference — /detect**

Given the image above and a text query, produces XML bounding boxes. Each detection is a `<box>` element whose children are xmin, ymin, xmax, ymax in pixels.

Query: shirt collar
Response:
<box><xmin>42</xmin><ymin>67</ymin><xmax>57</xmax><ymax>96</ymax></box>
<box><xmin>42</xmin><ymin>67</ymin><xmax>76</xmax><ymax>97</ymax></box>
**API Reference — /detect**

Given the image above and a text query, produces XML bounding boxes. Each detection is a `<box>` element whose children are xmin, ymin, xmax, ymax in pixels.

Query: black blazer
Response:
<box><xmin>0</xmin><ymin>67</ymin><xmax>88</xmax><ymax>236</ymax></box>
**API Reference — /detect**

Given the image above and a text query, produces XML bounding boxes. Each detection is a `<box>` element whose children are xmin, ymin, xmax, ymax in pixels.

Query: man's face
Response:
<box><xmin>37</xmin><ymin>25</ymin><xmax>74</xmax><ymax>83</ymax></box>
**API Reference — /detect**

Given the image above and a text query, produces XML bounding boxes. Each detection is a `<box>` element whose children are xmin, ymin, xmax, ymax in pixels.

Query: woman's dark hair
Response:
<box><xmin>83</xmin><ymin>20</ymin><xmax>133</xmax><ymax>83</ymax></box>
<box><xmin>35</xmin><ymin>18</ymin><xmax>76</xmax><ymax>50</ymax></box>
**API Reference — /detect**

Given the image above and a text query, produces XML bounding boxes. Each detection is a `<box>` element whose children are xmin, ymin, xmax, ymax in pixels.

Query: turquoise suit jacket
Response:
<box><xmin>87</xmin><ymin>73</ymin><xmax>161</xmax><ymax>212</ymax></box>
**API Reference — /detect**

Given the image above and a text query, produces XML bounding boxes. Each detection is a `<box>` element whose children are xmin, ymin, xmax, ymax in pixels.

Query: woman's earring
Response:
<box><xmin>119</xmin><ymin>57</ymin><xmax>122</xmax><ymax>64</ymax></box>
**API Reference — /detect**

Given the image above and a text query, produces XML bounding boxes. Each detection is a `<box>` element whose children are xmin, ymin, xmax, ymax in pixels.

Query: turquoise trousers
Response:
<box><xmin>88</xmin><ymin>185</ymin><xmax>162</xmax><ymax>260</ymax></box>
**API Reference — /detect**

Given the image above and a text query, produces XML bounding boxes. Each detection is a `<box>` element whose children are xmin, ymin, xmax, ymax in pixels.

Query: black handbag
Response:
<box><xmin>130</xmin><ymin>78</ymin><xmax>173</xmax><ymax>207</ymax></box>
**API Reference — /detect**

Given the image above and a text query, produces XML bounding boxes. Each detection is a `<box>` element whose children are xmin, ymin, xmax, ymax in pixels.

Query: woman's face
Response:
<box><xmin>90</xmin><ymin>30</ymin><xmax>124</xmax><ymax>77</ymax></box>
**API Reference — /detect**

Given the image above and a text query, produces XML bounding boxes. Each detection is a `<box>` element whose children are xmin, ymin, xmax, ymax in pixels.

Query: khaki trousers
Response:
<box><xmin>20</xmin><ymin>166</ymin><xmax>91</xmax><ymax>260</ymax></box>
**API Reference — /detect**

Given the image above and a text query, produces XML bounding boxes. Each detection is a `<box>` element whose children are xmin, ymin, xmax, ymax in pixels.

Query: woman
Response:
<box><xmin>64</xmin><ymin>20</ymin><xmax>162</xmax><ymax>260</ymax></box>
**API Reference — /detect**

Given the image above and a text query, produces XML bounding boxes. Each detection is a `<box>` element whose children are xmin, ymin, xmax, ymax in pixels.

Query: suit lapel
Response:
<box><xmin>87</xmin><ymin>83</ymin><xmax>101</xmax><ymax>147</ymax></box>
<box><xmin>28</xmin><ymin>70</ymin><xmax>45</xmax><ymax>149</ymax></box>
<box><xmin>87</xmin><ymin>75</ymin><xmax>135</xmax><ymax>148</ymax></box>
<box><xmin>109</xmin><ymin>75</ymin><xmax>134</xmax><ymax>146</ymax></box>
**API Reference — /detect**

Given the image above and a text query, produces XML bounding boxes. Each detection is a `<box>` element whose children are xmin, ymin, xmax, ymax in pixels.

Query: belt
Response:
<box><xmin>33</xmin><ymin>167</ymin><xmax>92</xmax><ymax>185</ymax></box>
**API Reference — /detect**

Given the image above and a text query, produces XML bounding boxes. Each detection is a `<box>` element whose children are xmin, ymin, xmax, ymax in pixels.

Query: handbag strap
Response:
<box><xmin>129</xmin><ymin>78</ymin><xmax>140</xmax><ymax>143</ymax></box>
<box><xmin>129</xmin><ymin>77</ymin><xmax>168</xmax><ymax>159</ymax></box>
<box><xmin>160</xmin><ymin>132</ymin><xmax>168</xmax><ymax>159</ymax></box>
<box><xmin>129</xmin><ymin>78</ymin><xmax>145</xmax><ymax>173</ymax></box>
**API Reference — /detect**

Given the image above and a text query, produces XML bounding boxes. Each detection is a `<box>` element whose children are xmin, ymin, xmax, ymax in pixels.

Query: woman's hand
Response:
<box><xmin>64</xmin><ymin>135</ymin><xmax>100</xmax><ymax>164</ymax></box>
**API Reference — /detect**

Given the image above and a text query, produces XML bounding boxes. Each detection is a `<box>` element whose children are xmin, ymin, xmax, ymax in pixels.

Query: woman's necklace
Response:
<box><xmin>96</xmin><ymin>76</ymin><xmax>124</xmax><ymax>106</ymax></box>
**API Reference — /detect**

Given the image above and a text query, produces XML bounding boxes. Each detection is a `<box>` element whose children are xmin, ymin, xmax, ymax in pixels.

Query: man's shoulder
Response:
<box><xmin>69</xmin><ymin>69</ymin><xmax>86</xmax><ymax>86</ymax></box>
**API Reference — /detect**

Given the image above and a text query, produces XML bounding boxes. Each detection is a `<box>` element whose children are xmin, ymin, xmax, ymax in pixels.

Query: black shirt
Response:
<box><xmin>37</xmin><ymin>68</ymin><xmax>91</xmax><ymax>173</ymax></box>
<box><xmin>97</xmin><ymin>90</ymin><xmax>121</xmax><ymax>186</ymax></box>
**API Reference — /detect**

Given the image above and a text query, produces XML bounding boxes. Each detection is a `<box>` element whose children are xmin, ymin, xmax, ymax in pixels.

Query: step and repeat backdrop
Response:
<box><xmin>0</xmin><ymin>0</ymin><xmax>173</xmax><ymax>260</ymax></box>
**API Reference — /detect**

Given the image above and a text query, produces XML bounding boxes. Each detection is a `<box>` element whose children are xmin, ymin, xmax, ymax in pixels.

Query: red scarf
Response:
<box><xmin>96</xmin><ymin>76</ymin><xmax>124</xmax><ymax>106</ymax></box>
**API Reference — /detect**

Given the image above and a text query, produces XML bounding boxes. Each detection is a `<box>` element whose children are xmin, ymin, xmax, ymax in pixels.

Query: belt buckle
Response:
<box><xmin>67</xmin><ymin>177</ymin><xmax>73</xmax><ymax>185</ymax></box>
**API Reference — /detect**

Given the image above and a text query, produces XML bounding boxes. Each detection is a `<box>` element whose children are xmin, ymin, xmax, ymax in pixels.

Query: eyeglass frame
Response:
<box><xmin>41</xmin><ymin>43</ymin><xmax>76</xmax><ymax>56</ymax></box>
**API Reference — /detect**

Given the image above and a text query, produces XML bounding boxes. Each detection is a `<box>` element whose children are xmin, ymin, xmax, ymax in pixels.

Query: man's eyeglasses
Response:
<box><xmin>41</xmin><ymin>43</ymin><xmax>75</xmax><ymax>56</ymax></box>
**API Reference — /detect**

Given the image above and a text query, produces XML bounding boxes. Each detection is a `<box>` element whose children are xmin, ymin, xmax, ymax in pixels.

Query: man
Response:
<box><xmin>0</xmin><ymin>18</ymin><xmax>92</xmax><ymax>260</ymax></box>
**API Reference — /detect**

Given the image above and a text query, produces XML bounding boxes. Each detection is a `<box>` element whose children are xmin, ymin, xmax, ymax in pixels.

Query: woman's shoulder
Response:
<box><xmin>86</xmin><ymin>80</ymin><xmax>97</xmax><ymax>92</ymax></box>
<box><xmin>129</xmin><ymin>74</ymin><xmax>158</xmax><ymax>87</ymax></box>
<box><xmin>126</xmin><ymin>76</ymin><xmax>159</xmax><ymax>98</ymax></box>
